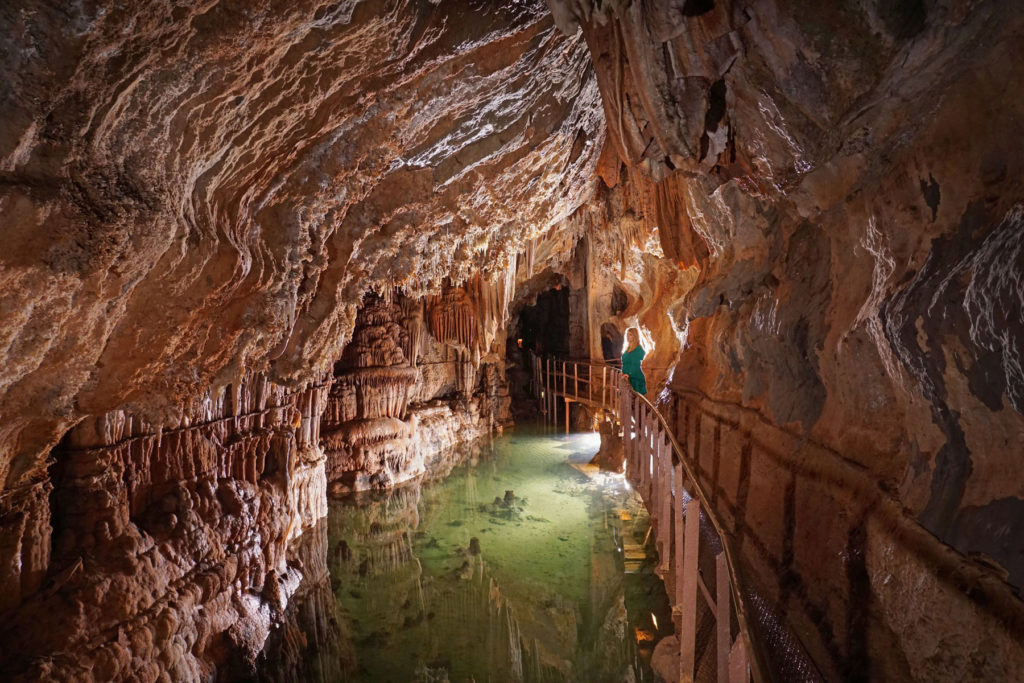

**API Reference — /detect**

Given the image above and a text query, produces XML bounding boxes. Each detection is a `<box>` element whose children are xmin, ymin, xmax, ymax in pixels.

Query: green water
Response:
<box><xmin>292</xmin><ymin>428</ymin><xmax>671</xmax><ymax>682</ymax></box>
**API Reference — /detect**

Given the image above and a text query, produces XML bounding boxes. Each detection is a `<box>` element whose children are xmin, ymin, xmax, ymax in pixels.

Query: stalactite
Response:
<box><xmin>427</xmin><ymin>284</ymin><xmax>478</xmax><ymax>349</ymax></box>
<box><xmin>399</xmin><ymin>296</ymin><xmax>424</xmax><ymax>368</ymax></box>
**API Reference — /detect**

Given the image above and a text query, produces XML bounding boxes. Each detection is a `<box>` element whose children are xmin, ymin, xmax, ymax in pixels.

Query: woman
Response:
<box><xmin>621</xmin><ymin>327</ymin><xmax>647</xmax><ymax>395</ymax></box>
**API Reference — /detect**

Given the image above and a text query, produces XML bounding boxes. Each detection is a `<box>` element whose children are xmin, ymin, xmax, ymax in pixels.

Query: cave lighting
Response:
<box><xmin>651</xmin><ymin>613</ymin><xmax>659</xmax><ymax>631</ymax></box>
<box><xmin>576</xmin><ymin>432</ymin><xmax>600</xmax><ymax>450</ymax></box>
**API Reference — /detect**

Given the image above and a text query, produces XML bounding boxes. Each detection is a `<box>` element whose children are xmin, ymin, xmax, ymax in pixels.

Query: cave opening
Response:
<box><xmin>512</xmin><ymin>285</ymin><xmax>571</xmax><ymax>358</ymax></box>
<box><xmin>600</xmin><ymin>322</ymin><xmax>623</xmax><ymax>362</ymax></box>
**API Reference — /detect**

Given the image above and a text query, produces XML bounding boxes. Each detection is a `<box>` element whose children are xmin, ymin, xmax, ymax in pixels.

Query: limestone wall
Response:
<box><xmin>549</xmin><ymin>1</ymin><xmax>1024</xmax><ymax>678</ymax></box>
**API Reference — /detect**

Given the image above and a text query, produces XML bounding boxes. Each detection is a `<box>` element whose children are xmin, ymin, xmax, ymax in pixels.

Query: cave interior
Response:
<box><xmin>1</xmin><ymin>0</ymin><xmax>1023</xmax><ymax>681</ymax></box>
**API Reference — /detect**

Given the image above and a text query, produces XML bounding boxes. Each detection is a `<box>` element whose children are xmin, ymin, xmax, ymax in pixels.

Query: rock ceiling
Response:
<box><xmin>0</xmin><ymin>0</ymin><xmax>603</xmax><ymax>484</ymax></box>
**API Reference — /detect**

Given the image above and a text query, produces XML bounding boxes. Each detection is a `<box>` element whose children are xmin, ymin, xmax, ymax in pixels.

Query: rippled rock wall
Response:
<box><xmin>551</xmin><ymin>1</ymin><xmax>1024</xmax><ymax>679</ymax></box>
<box><xmin>0</xmin><ymin>0</ymin><xmax>603</xmax><ymax>676</ymax></box>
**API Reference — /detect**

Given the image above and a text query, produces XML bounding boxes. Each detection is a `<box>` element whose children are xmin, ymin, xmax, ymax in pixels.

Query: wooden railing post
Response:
<box><xmin>729</xmin><ymin>638</ymin><xmax>749</xmax><ymax>683</ymax></box>
<box><xmin>648</xmin><ymin>413</ymin><xmax>655</xmax><ymax>501</ymax></box>
<box><xmin>632</xmin><ymin>399</ymin><xmax>640</xmax><ymax>487</ymax></box>
<box><xmin>622</xmin><ymin>378</ymin><xmax>630</xmax><ymax>474</ymax></box>
<box><xmin>658</xmin><ymin>436</ymin><xmax>671</xmax><ymax>575</ymax></box>
<box><xmin>644</xmin><ymin>408</ymin><xmax>653</xmax><ymax>500</ymax></box>
<box><xmin>541</xmin><ymin>358</ymin><xmax>546</xmax><ymax>422</ymax></box>
<box><xmin>643</xmin><ymin>407</ymin><xmax>650</xmax><ymax>497</ymax></box>
<box><xmin>623</xmin><ymin>384</ymin><xmax>630</xmax><ymax>479</ymax></box>
<box><xmin>602</xmin><ymin>365</ymin><xmax>608</xmax><ymax>408</ymax></box>
<box><xmin>612</xmin><ymin>371</ymin><xmax>616</xmax><ymax>417</ymax></box>
<box><xmin>626</xmin><ymin>393</ymin><xmax>634</xmax><ymax>483</ymax></box>
<box><xmin>624</xmin><ymin>383</ymin><xmax>634</xmax><ymax>481</ymax></box>
<box><xmin>548</xmin><ymin>358</ymin><xmax>554</xmax><ymax>425</ymax></box>
<box><xmin>674</xmin><ymin>458</ymin><xmax>685</xmax><ymax>606</ymax></box>
<box><xmin>630</xmin><ymin>393</ymin><xmax>638</xmax><ymax>483</ymax></box>
<box><xmin>679</xmin><ymin>498</ymin><xmax>701</xmax><ymax>682</ymax></box>
<box><xmin>545</xmin><ymin>358</ymin><xmax>550</xmax><ymax>424</ymax></box>
<box><xmin>632</xmin><ymin>401</ymin><xmax>640</xmax><ymax>487</ymax></box>
<box><xmin>717</xmin><ymin>551</ymin><xmax>732</xmax><ymax>683</ymax></box>
<box><xmin>647</xmin><ymin>410</ymin><xmax>654</xmax><ymax>499</ymax></box>
<box><xmin>554</xmin><ymin>371</ymin><xmax>558</xmax><ymax>426</ymax></box>
<box><xmin>537</xmin><ymin>358</ymin><xmax>543</xmax><ymax>412</ymax></box>
<box><xmin>638</xmin><ymin>405</ymin><xmax>647</xmax><ymax>497</ymax></box>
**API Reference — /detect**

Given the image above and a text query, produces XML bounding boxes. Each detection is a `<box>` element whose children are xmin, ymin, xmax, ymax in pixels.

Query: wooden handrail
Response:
<box><xmin>629</xmin><ymin>386</ymin><xmax>768</xmax><ymax>683</ymax></box>
<box><xmin>529</xmin><ymin>354</ymin><xmax>767</xmax><ymax>683</ymax></box>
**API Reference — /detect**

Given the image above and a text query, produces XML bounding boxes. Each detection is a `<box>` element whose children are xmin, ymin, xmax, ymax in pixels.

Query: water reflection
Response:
<box><xmin>259</xmin><ymin>429</ymin><xmax>671</xmax><ymax>682</ymax></box>
<box><xmin>256</xmin><ymin>519</ymin><xmax>353</xmax><ymax>681</ymax></box>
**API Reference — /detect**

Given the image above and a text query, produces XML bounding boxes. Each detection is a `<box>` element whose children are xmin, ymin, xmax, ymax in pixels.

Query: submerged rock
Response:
<box><xmin>479</xmin><ymin>490</ymin><xmax>527</xmax><ymax>520</ymax></box>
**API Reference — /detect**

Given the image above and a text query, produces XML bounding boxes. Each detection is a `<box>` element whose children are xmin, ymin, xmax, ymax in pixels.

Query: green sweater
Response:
<box><xmin>622</xmin><ymin>346</ymin><xmax>647</xmax><ymax>394</ymax></box>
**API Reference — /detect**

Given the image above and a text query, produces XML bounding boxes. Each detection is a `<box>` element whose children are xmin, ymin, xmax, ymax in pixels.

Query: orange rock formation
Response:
<box><xmin>1</xmin><ymin>0</ymin><xmax>1022</xmax><ymax>679</ymax></box>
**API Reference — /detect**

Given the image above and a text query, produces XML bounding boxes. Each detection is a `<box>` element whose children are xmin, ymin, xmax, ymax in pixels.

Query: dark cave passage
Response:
<box><xmin>512</xmin><ymin>285</ymin><xmax>571</xmax><ymax>359</ymax></box>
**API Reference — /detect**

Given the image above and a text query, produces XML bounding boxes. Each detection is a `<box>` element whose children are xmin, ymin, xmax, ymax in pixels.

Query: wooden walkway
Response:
<box><xmin>531</xmin><ymin>355</ymin><xmax>766</xmax><ymax>683</ymax></box>
<box><xmin>529</xmin><ymin>356</ymin><xmax>623</xmax><ymax>432</ymax></box>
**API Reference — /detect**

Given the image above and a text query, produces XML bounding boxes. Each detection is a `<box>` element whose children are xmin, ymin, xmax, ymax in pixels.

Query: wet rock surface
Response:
<box><xmin>0</xmin><ymin>376</ymin><xmax>330</xmax><ymax>680</ymax></box>
<box><xmin>548</xmin><ymin>1</ymin><xmax>1024</xmax><ymax>680</ymax></box>
<box><xmin>1</xmin><ymin>0</ymin><xmax>1023</xmax><ymax>680</ymax></box>
<box><xmin>0</xmin><ymin>1</ymin><xmax>601</xmax><ymax>676</ymax></box>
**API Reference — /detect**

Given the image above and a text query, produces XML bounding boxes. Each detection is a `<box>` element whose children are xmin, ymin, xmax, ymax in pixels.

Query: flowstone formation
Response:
<box><xmin>548</xmin><ymin>1</ymin><xmax>1024</xmax><ymax>680</ymax></box>
<box><xmin>0</xmin><ymin>375</ymin><xmax>330</xmax><ymax>680</ymax></box>
<box><xmin>321</xmin><ymin>292</ymin><xmax>512</xmax><ymax>494</ymax></box>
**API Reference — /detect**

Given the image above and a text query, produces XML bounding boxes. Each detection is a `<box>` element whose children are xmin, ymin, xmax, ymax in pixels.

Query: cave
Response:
<box><xmin>513</xmin><ymin>285</ymin><xmax>572</xmax><ymax>359</ymax></box>
<box><xmin>2</xmin><ymin>1</ymin><xmax>1023</xmax><ymax>681</ymax></box>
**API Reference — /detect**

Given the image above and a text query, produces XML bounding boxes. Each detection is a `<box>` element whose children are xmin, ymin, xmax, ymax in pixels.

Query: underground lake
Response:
<box><xmin>255</xmin><ymin>428</ymin><xmax>673</xmax><ymax>682</ymax></box>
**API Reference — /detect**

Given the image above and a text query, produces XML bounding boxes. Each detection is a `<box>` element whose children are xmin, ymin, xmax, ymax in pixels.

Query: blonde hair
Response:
<box><xmin>625</xmin><ymin>327</ymin><xmax>642</xmax><ymax>351</ymax></box>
